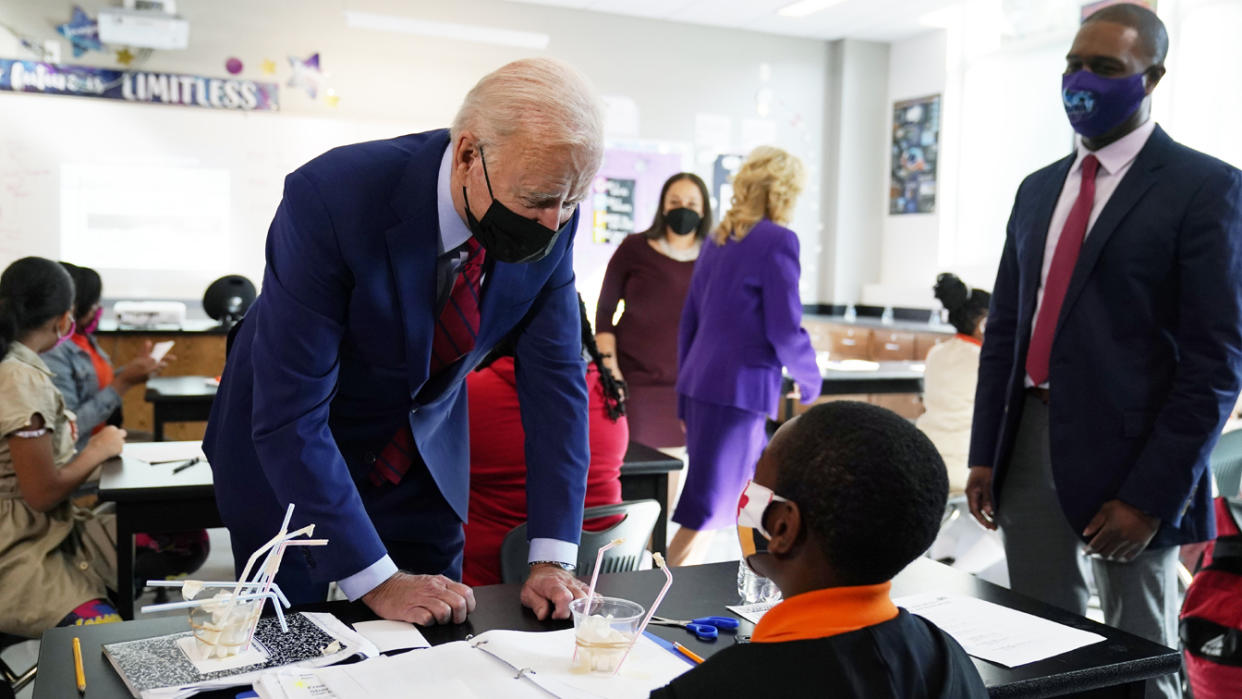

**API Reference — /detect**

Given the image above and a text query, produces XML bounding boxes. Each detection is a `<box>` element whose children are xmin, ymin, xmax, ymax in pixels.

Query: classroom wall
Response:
<box><xmin>864</xmin><ymin>0</ymin><xmax>1242</xmax><ymax>307</ymax></box>
<box><xmin>0</xmin><ymin>0</ymin><xmax>831</xmax><ymax>307</ymax></box>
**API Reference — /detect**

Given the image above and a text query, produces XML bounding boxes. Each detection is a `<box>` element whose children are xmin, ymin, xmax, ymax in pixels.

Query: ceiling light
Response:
<box><xmin>343</xmin><ymin>11</ymin><xmax>550</xmax><ymax>50</ymax></box>
<box><xmin>777</xmin><ymin>0</ymin><xmax>847</xmax><ymax>18</ymax></box>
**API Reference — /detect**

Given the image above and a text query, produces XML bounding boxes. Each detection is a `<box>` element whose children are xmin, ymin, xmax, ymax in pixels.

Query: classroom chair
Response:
<box><xmin>499</xmin><ymin>499</ymin><xmax>662</xmax><ymax>584</ymax></box>
<box><xmin>1211</xmin><ymin>429</ymin><xmax>1242</xmax><ymax>498</ymax></box>
<box><xmin>0</xmin><ymin>633</ymin><xmax>35</xmax><ymax>696</ymax></box>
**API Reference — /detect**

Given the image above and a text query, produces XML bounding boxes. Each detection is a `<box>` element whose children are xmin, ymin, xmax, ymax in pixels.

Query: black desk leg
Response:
<box><xmin>115</xmin><ymin>506</ymin><xmax>135</xmax><ymax>620</ymax></box>
<box><xmin>651</xmin><ymin>475</ymin><xmax>669</xmax><ymax>557</ymax></box>
<box><xmin>152</xmin><ymin>405</ymin><xmax>165</xmax><ymax>442</ymax></box>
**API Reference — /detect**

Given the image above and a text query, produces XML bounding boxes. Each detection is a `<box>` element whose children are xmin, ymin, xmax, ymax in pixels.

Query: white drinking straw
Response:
<box><xmin>614</xmin><ymin>552</ymin><xmax>673</xmax><ymax>675</ymax></box>
<box><xmin>585</xmin><ymin>538</ymin><xmax>624</xmax><ymax>610</ymax></box>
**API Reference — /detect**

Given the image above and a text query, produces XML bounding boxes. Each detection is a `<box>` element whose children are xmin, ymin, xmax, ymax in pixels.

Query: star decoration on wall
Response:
<box><xmin>260</xmin><ymin>59</ymin><xmax>277</xmax><ymax>75</ymax></box>
<box><xmin>115</xmin><ymin>48</ymin><xmax>135</xmax><ymax>66</ymax></box>
<box><xmin>56</xmin><ymin>5</ymin><xmax>102</xmax><ymax>58</ymax></box>
<box><xmin>287</xmin><ymin>52</ymin><xmax>322</xmax><ymax>99</ymax></box>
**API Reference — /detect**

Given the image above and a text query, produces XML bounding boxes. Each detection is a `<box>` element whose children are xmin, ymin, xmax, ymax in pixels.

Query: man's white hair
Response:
<box><xmin>451</xmin><ymin>57</ymin><xmax>604</xmax><ymax>169</ymax></box>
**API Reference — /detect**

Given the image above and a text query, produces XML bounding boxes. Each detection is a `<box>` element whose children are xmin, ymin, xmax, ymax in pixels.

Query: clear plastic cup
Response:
<box><xmin>569</xmin><ymin>595</ymin><xmax>645</xmax><ymax>673</ymax></box>
<box><xmin>186</xmin><ymin>588</ymin><xmax>263</xmax><ymax>659</ymax></box>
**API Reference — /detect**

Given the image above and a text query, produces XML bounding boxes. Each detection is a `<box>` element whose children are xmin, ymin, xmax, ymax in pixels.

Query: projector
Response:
<box><xmin>114</xmin><ymin>301</ymin><xmax>186</xmax><ymax>328</ymax></box>
<box><xmin>98</xmin><ymin>7</ymin><xmax>190</xmax><ymax>50</ymax></box>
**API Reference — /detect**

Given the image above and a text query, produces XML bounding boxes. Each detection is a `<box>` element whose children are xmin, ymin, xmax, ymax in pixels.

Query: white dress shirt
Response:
<box><xmin>337</xmin><ymin>144</ymin><xmax>578</xmax><ymax>601</ymax></box>
<box><xmin>1026</xmin><ymin>119</ymin><xmax>1157</xmax><ymax>388</ymax></box>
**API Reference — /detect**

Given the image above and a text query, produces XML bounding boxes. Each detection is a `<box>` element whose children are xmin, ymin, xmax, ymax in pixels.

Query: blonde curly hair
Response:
<box><xmin>713</xmin><ymin>146</ymin><xmax>805</xmax><ymax>244</ymax></box>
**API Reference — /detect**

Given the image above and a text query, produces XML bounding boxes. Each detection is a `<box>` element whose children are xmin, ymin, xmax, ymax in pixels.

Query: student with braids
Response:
<box><xmin>916</xmin><ymin>273</ymin><xmax>990</xmax><ymax>494</ymax></box>
<box><xmin>0</xmin><ymin>257</ymin><xmax>125</xmax><ymax>636</ymax></box>
<box><xmin>461</xmin><ymin>295</ymin><xmax>628</xmax><ymax>585</ymax></box>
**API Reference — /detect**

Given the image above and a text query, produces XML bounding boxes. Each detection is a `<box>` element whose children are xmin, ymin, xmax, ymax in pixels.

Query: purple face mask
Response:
<box><xmin>50</xmin><ymin>317</ymin><xmax>76</xmax><ymax>351</ymax></box>
<box><xmin>83</xmin><ymin>307</ymin><xmax>102</xmax><ymax>335</ymax></box>
<box><xmin>1061</xmin><ymin>69</ymin><xmax>1147</xmax><ymax>139</ymax></box>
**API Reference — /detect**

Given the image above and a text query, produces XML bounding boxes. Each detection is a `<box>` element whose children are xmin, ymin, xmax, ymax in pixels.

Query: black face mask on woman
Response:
<box><xmin>664</xmin><ymin>207</ymin><xmax>701</xmax><ymax>236</ymax></box>
<box><xmin>462</xmin><ymin>146</ymin><xmax>575</xmax><ymax>264</ymax></box>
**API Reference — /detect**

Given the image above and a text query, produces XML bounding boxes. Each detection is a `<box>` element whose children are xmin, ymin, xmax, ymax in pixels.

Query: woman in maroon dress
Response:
<box><xmin>595</xmin><ymin>173</ymin><xmax>711</xmax><ymax>449</ymax></box>
<box><xmin>462</xmin><ymin>298</ymin><xmax>628</xmax><ymax>586</ymax></box>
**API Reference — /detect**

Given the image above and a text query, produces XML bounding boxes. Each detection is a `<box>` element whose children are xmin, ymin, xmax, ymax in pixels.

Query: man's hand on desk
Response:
<box><xmin>521</xmin><ymin>563</ymin><xmax>589</xmax><ymax>621</ymax></box>
<box><xmin>361</xmin><ymin>571</ymin><xmax>476</xmax><ymax>625</ymax></box>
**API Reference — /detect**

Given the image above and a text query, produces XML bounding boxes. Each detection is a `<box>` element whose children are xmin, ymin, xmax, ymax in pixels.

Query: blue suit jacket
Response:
<box><xmin>970</xmin><ymin>126</ymin><xmax>1242</xmax><ymax>548</ymax></box>
<box><xmin>203</xmin><ymin>129</ymin><xmax>589</xmax><ymax>583</ymax></box>
<box><xmin>676</xmin><ymin>219</ymin><xmax>821</xmax><ymax>418</ymax></box>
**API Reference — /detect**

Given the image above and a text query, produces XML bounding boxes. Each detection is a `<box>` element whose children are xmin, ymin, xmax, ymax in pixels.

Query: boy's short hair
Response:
<box><xmin>774</xmin><ymin>401</ymin><xmax>948</xmax><ymax>585</ymax></box>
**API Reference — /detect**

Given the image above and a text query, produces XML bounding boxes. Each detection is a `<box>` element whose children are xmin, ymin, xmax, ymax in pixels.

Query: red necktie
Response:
<box><xmin>370</xmin><ymin>239</ymin><xmax>486</xmax><ymax>486</ymax></box>
<box><xmin>1025</xmin><ymin>155</ymin><xmax>1100</xmax><ymax>387</ymax></box>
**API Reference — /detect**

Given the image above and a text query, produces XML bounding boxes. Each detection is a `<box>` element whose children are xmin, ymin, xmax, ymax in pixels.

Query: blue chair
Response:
<box><xmin>1210</xmin><ymin>430</ymin><xmax>1242</xmax><ymax>498</ymax></box>
<box><xmin>500</xmin><ymin>500</ymin><xmax>662</xmax><ymax>583</ymax></box>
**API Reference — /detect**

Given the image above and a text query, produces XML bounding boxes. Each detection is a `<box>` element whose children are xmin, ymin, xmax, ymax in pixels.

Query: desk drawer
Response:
<box><xmin>827</xmin><ymin>326</ymin><xmax>873</xmax><ymax>360</ymax></box>
<box><xmin>803</xmin><ymin>319</ymin><xmax>835</xmax><ymax>353</ymax></box>
<box><xmin>873</xmin><ymin>331</ymin><xmax>916</xmax><ymax>361</ymax></box>
<box><xmin>914</xmin><ymin>331</ymin><xmax>952</xmax><ymax>360</ymax></box>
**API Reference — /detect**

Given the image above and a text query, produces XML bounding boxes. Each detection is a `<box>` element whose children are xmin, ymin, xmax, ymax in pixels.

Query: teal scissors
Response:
<box><xmin>649</xmin><ymin>615</ymin><xmax>740</xmax><ymax>641</ymax></box>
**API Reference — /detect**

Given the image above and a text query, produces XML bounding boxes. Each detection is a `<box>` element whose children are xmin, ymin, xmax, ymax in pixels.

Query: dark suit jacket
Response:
<box><xmin>203</xmin><ymin>129</ymin><xmax>590</xmax><ymax>583</ymax></box>
<box><xmin>650</xmin><ymin>610</ymin><xmax>987</xmax><ymax>698</ymax></box>
<box><xmin>970</xmin><ymin>125</ymin><xmax>1242</xmax><ymax>547</ymax></box>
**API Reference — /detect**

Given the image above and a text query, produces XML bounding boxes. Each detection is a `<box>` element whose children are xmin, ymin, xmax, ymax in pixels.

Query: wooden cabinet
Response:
<box><xmin>827</xmin><ymin>326</ymin><xmax>873</xmax><ymax>360</ymax></box>
<box><xmin>94</xmin><ymin>331</ymin><xmax>227</xmax><ymax>441</ymax></box>
<box><xmin>915</xmin><ymin>332</ymin><xmax>950</xmax><ymax>360</ymax></box>
<box><xmin>872</xmin><ymin>331</ymin><xmax>917</xmax><ymax>361</ymax></box>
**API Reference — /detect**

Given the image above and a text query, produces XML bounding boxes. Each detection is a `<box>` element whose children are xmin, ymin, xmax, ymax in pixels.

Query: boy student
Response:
<box><xmin>652</xmin><ymin>401</ymin><xmax>987</xmax><ymax>697</ymax></box>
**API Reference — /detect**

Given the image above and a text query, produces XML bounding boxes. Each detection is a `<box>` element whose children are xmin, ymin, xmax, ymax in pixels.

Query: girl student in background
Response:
<box><xmin>0</xmin><ymin>257</ymin><xmax>126</xmax><ymax>636</ymax></box>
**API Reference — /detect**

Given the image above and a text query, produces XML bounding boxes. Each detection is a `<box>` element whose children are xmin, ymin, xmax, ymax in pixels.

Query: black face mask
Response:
<box><xmin>462</xmin><ymin>147</ymin><xmax>574</xmax><ymax>264</ymax></box>
<box><xmin>664</xmin><ymin>207</ymin><xmax>701</xmax><ymax>236</ymax></box>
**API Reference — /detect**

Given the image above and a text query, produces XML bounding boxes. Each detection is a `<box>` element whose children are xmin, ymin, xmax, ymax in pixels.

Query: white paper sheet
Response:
<box><xmin>312</xmin><ymin>628</ymin><xmax>691</xmax><ymax>699</ymax></box>
<box><xmin>352</xmin><ymin>620</ymin><xmax>430</xmax><ymax>653</ymax></box>
<box><xmin>122</xmin><ymin>440</ymin><xmax>205</xmax><ymax>464</ymax></box>
<box><xmin>896</xmin><ymin>593</ymin><xmax>1106</xmax><ymax>667</ymax></box>
<box><xmin>151</xmin><ymin>340</ymin><xmax>175</xmax><ymax>363</ymax></box>
<box><xmin>725</xmin><ymin>601</ymin><xmax>779</xmax><ymax>624</ymax></box>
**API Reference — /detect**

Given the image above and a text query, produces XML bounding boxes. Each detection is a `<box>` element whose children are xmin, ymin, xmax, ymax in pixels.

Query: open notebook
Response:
<box><xmin>311</xmin><ymin>628</ymin><xmax>695</xmax><ymax>699</ymax></box>
<box><xmin>103</xmin><ymin>612</ymin><xmax>375</xmax><ymax>698</ymax></box>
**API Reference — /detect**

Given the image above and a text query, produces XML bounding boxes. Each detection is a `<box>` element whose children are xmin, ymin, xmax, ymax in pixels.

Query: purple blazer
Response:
<box><xmin>676</xmin><ymin>218</ymin><xmax>821</xmax><ymax>418</ymax></box>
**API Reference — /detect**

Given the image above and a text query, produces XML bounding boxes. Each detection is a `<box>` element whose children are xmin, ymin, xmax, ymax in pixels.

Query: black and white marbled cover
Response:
<box><xmin>103</xmin><ymin>612</ymin><xmax>337</xmax><ymax>697</ymax></box>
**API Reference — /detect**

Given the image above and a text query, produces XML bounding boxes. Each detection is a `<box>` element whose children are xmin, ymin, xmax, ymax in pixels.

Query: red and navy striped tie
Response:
<box><xmin>370</xmin><ymin>239</ymin><xmax>485</xmax><ymax>486</ymax></box>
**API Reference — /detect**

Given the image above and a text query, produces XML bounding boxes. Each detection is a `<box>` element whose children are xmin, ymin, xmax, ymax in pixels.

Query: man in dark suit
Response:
<box><xmin>967</xmin><ymin>6</ymin><xmax>1242</xmax><ymax>698</ymax></box>
<box><xmin>204</xmin><ymin>58</ymin><xmax>603</xmax><ymax>624</ymax></box>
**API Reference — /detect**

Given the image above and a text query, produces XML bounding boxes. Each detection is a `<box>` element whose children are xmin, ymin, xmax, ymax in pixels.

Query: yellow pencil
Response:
<box><xmin>72</xmin><ymin>635</ymin><xmax>86</xmax><ymax>694</ymax></box>
<box><xmin>673</xmin><ymin>641</ymin><xmax>705</xmax><ymax>665</ymax></box>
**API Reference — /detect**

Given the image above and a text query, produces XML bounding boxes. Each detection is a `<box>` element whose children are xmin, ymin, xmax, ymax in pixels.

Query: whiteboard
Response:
<box><xmin>0</xmin><ymin>91</ymin><xmax>428</xmax><ymax>298</ymax></box>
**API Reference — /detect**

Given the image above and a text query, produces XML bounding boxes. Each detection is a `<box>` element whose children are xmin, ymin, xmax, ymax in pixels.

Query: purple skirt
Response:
<box><xmin>672</xmin><ymin>396</ymin><xmax>768</xmax><ymax>530</ymax></box>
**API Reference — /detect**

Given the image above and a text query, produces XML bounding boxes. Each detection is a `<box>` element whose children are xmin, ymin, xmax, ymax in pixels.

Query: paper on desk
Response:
<box><xmin>725</xmin><ymin>601</ymin><xmax>779</xmax><ymax>624</ymax></box>
<box><xmin>313</xmin><ymin>628</ymin><xmax>690</xmax><ymax>699</ymax></box>
<box><xmin>123</xmin><ymin>441</ymin><xmax>205</xmax><ymax>464</ymax></box>
<box><xmin>253</xmin><ymin>668</ymin><xmax>337</xmax><ymax>699</ymax></box>
<box><xmin>896</xmin><ymin>593</ymin><xmax>1106</xmax><ymax>667</ymax></box>
<box><xmin>352</xmin><ymin>620</ymin><xmax>429</xmax><ymax>653</ymax></box>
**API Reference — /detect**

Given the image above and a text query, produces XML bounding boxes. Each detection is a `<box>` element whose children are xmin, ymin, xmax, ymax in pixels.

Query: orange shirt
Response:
<box><xmin>69</xmin><ymin>334</ymin><xmax>113</xmax><ymax>390</ymax></box>
<box><xmin>752</xmin><ymin>581</ymin><xmax>899</xmax><ymax>643</ymax></box>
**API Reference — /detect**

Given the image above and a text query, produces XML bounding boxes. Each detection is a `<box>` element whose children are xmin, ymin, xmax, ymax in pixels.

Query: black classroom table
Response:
<box><xmin>98</xmin><ymin>442</ymin><xmax>682</xmax><ymax>620</ymax></box>
<box><xmin>33</xmin><ymin>559</ymin><xmax>1179</xmax><ymax>699</ymax></box>
<box><xmin>143</xmin><ymin>376</ymin><xmax>217</xmax><ymax>441</ymax></box>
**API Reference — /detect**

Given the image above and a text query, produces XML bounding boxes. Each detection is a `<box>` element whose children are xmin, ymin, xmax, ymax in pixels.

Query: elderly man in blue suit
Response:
<box><xmin>204</xmin><ymin>58</ymin><xmax>603</xmax><ymax>624</ymax></box>
<box><xmin>966</xmin><ymin>6</ymin><xmax>1242</xmax><ymax>698</ymax></box>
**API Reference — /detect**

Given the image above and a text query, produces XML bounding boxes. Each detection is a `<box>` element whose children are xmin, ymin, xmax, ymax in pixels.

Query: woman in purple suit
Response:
<box><xmin>669</xmin><ymin>146</ymin><xmax>822</xmax><ymax>566</ymax></box>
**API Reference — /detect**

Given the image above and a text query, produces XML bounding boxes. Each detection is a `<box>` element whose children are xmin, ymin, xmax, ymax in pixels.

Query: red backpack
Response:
<box><xmin>1180</xmin><ymin>496</ymin><xmax>1242</xmax><ymax>699</ymax></box>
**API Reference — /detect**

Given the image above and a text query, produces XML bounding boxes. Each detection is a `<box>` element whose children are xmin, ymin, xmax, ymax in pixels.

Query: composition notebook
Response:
<box><xmin>102</xmin><ymin>612</ymin><xmax>374</xmax><ymax>699</ymax></box>
<box><xmin>309</xmin><ymin>628</ymin><xmax>695</xmax><ymax>699</ymax></box>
